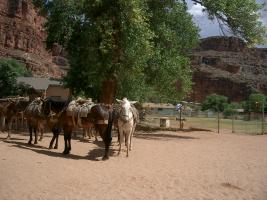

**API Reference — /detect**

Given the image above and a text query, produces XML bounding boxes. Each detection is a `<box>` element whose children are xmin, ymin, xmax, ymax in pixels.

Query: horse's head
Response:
<box><xmin>116</xmin><ymin>97</ymin><xmax>136</xmax><ymax>122</ymax></box>
<box><xmin>42</xmin><ymin>98</ymin><xmax>67</xmax><ymax>118</ymax></box>
<box><xmin>42</xmin><ymin>98</ymin><xmax>51</xmax><ymax>117</ymax></box>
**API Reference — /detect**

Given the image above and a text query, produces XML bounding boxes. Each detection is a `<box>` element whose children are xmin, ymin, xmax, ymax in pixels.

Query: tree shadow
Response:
<box><xmin>134</xmin><ymin>132</ymin><xmax>199</xmax><ymax>141</ymax></box>
<box><xmin>0</xmin><ymin>136</ymin><xmax>26</xmax><ymax>141</ymax></box>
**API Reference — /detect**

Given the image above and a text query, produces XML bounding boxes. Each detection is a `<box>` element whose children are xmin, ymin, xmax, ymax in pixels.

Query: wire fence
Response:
<box><xmin>143</xmin><ymin>111</ymin><xmax>266</xmax><ymax>135</ymax></box>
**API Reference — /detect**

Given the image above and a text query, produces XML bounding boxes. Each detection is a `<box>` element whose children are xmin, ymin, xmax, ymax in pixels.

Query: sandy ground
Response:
<box><xmin>0</xmin><ymin>130</ymin><xmax>267</xmax><ymax>200</ymax></box>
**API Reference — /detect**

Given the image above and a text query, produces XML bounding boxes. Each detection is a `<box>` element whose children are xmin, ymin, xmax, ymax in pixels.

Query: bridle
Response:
<box><xmin>119</xmin><ymin>105</ymin><xmax>134</xmax><ymax>123</ymax></box>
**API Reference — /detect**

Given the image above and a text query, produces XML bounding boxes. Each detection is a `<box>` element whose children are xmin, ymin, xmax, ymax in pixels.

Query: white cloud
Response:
<box><xmin>188</xmin><ymin>4</ymin><xmax>205</xmax><ymax>17</ymax></box>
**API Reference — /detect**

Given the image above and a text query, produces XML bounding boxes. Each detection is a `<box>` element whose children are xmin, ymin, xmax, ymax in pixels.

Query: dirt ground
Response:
<box><xmin>0</xmin><ymin>130</ymin><xmax>267</xmax><ymax>200</ymax></box>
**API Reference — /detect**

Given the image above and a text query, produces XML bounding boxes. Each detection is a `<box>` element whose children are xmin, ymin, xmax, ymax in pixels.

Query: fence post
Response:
<box><xmin>262</xmin><ymin>100</ymin><xmax>265</xmax><ymax>135</ymax></box>
<box><xmin>217</xmin><ymin>112</ymin><xmax>220</xmax><ymax>133</ymax></box>
<box><xmin>232</xmin><ymin>114</ymin><xmax>235</xmax><ymax>133</ymax></box>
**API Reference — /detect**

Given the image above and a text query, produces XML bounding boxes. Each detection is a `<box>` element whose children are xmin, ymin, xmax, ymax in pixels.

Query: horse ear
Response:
<box><xmin>116</xmin><ymin>99</ymin><xmax>122</xmax><ymax>103</ymax></box>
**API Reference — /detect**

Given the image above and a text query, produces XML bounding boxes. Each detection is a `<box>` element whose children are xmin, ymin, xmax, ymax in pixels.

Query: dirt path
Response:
<box><xmin>0</xmin><ymin>130</ymin><xmax>267</xmax><ymax>200</ymax></box>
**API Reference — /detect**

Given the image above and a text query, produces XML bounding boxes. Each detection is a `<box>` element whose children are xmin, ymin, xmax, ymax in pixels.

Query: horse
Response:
<box><xmin>24</xmin><ymin>97</ymin><xmax>46</xmax><ymax>144</ymax></box>
<box><xmin>116</xmin><ymin>98</ymin><xmax>139</xmax><ymax>157</ymax></box>
<box><xmin>0</xmin><ymin>98</ymin><xmax>13</xmax><ymax>131</ymax></box>
<box><xmin>52</xmin><ymin>101</ymin><xmax>113</xmax><ymax>160</ymax></box>
<box><xmin>41</xmin><ymin>97</ymin><xmax>69</xmax><ymax>149</ymax></box>
<box><xmin>4</xmin><ymin>97</ymin><xmax>30</xmax><ymax>139</ymax></box>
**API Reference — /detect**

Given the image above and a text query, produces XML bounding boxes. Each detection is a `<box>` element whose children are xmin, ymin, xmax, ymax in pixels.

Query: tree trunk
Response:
<box><xmin>99</xmin><ymin>73</ymin><xmax>118</xmax><ymax>104</ymax></box>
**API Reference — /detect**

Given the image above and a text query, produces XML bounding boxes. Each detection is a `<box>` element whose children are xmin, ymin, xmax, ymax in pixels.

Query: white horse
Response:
<box><xmin>116</xmin><ymin>98</ymin><xmax>138</xmax><ymax>157</ymax></box>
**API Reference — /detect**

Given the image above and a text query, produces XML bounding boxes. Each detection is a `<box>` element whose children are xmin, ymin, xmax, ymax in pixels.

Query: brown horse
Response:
<box><xmin>41</xmin><ymin>98</ymin><xmax>68</xmax><ymax>149</ymax></box>
<box><xmin>47</xmin><ymin>102</ymin><xmax>114</xmax><ymax>160</ymax></box>
<box><xmin>3</xmin><ymin>97</ymin><xmax>30</xmax><ymax>139</ymax></box>
<box><xmin>0</xmin><ymin>99</ymin><xmax>13</xmax><ymax>131</ymax></box>
<box><xmin>24</xmin><ymin>98</ymin><xmax>46</xmax><ymax>144</ymax></box>
<box><xmin>24</xmin><ymin>97</ymin><xmax>67</xmax><ymax>146</ymax></box>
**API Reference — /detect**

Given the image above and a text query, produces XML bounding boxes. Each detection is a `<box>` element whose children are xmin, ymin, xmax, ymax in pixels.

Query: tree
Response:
<box><xmin>223</xmin><ymin>102</ymin><xmax>242</xmax><ymax>118</ymax></box>
<box><xmin>190</xmin><ymin>0</ymin><xmax>267</xmax><ymax>45</ymax></box>
<box><xmin>34</xmin><ymin>0</ymin><xmax>267</xmax><ymax>103</ymax></box>
<box><xmin>0</xmin><ymin>59</ymin><xmax>32</xmax><ymax>98</ymax></box>
<box><xmin>248</xmin><ymin>93</ymin><xmax>266</xmax><ymax>113</ymax></box>
<box><xmin>202</xmin><ymin>94</ymin><xmax>228</xmax><ymax>133</ymax></box>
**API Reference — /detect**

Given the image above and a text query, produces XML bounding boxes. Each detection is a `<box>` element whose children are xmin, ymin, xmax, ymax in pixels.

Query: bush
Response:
<box><xmin>0</xmin><ymin>59</ymin><xmax>32</xmax><ymax>98</ymax></box>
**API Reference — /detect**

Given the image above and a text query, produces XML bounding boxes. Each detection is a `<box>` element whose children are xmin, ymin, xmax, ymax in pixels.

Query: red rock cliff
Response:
<box><xmin>0</xmin><ymin>0</ymin><xmax>67</xmax><ymax>77</ymax></box>
<box><xmin>188</xmin><ymin>36</ymin><xmax>267</xmax><ymax>102</ymax></box>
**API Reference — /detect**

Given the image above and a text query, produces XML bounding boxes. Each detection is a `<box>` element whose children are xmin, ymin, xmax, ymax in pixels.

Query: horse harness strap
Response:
<box><xmin>96</xmin><ymin>119</ymin><xmax>108</xmax><ymax>124</ymax></box>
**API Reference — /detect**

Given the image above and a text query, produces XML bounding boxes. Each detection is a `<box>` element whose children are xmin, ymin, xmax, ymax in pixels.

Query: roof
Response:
<box><xmin>17</xmin><ymin>77</ymin><xmax>62</xmax><ymax>91</ymax></box>
<box><xmin>142</xmin><ymin>103</ymin><xmax>175</xmax><ymax>109</ymax></box>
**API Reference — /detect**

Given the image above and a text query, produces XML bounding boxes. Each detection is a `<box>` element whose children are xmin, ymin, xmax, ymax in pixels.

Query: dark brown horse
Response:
<box><xmin>41</xmin><ymin>98</ymin><xmax>68</xmax><ymax>149</ymax></box>
<box><xmin>48</xmin><ymin>102</ymin><xmax>114</xmax><ymax>160</ymax></box>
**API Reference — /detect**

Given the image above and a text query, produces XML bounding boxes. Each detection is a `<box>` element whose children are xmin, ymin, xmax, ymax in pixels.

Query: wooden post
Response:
<box><xmin>262</xmin><ymin>100</ymin><xmax>265</xmax><ymax>135</ymax></box>
<box><xmin>217</xmin><ymin>112</ymin><xmax>220</xmax><ymax>133</ymax></box>
<box><xmin>179</xmin><ymin>108</ymin><xmax>182</xmax><ymax>129</ymax></box>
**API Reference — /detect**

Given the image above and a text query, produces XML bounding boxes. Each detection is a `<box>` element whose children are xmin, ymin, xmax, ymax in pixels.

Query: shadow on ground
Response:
<box><xmin>134</xmin><ymin>132</ymin><xmax>199</xmax><ymax>140</ymax></box>
<box><xmin>2</xmin><ymin>139</ymin><xmax>116</xmax><ymax>161</ymax></box>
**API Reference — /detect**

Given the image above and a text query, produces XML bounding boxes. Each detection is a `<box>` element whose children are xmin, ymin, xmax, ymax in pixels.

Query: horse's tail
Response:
<box><xmin>106</xmin><ymin>110</ymin><xmax>114</xmax><ymax>142</ymax></box>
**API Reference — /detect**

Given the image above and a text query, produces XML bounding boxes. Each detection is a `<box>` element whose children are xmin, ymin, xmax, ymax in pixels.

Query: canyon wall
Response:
<box><xmin>0</xmin><ymin>0</ymin><xmax>67</xmax><ymax>77</ymax></box>
<box><xmin>189</xmin><ymin>36</ymin><xmax>267</xmax><ymax>102</ymax></box>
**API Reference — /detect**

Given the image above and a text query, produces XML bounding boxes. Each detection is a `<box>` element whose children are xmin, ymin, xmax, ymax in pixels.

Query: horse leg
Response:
<box><xmin>38</xmin><ymin>125</ymin><xmax>44</xmax><ymax>141</ymax></box>
<box><xmin>103</xmin><ymin>135</ymin><xmax>111</xmax><ymax>160</ymax></box>
<box><xmin>130</xmin><ymin>124</ymin><xmax>136</xmax><ymax>151</ymax></box>
<box><xmin>117</xmin><ymin>129</ymin><xmax>120</xmax><ymax>144</ymax></box>
<box><xmin>67</xmin><ymin>132</ymin><xmax>71</xmax><ymax>152</ymax></box>
<box><xmin>49</xmin><ymin>134</ymin><xmax>56</xmax><ymax>149</ymax></box>
<box><xmin>63</xmin><ymin>130</ymin><xmax>69</xmax><ymax>154</ymax></box>
<box><xmin>28</xmin><ymin>125</ymin><xmax>33</xmax><ymax>145</ymax></box>
<box><xmin>34</xmin><ymin>126</ymin><xmax>38</xmax><ymax>144</ymax></box>
<box><xmin>94</xmin><ymin>129</ymin><xmax>98</xmax><ymax>142</ymax></box>
<box><xmin>125</xmin><ymin>131</ymin><xmax>131</xmax><ymax>157</ymax></box>
<box><xmin>6</xmin><ymin>118</ymin><xmax>12</xmax><ymax>139</ymax></box>
<box><xmin>83</xmin><ymin>128</ymin><xmax>89</xmax><ymax>139</ymax></box>
<box><xmin>63</xmin><ymin>128</ymin><xmax>71</xmax><ymax>154</ymax></box>
<box><xmin>118</xmin><ymin>128</ymin><xmax>123</xmax><ymax>155</ymax></box>
<box><xmin>54</xmin><ymin>133</ymin><xmax>59</xmax><ymax>149</ymax></box>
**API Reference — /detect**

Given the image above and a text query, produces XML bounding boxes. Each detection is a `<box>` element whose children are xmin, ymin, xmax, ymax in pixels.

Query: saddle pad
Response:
<box><xmin>25</xmin><ymin>100</ymin><xmax>43</xmax><ymax>117</ymax></box>
<box><xmin>66</xmin><ymin>100</ymin><xmax>94</xmax><ymax>117</ymax></box>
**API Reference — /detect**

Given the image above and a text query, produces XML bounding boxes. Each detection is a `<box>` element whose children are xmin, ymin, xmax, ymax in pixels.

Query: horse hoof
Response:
<box><xmin>28</xmin><ymin>141</ymin><xmax>32</xmax><ymax>145</ymax></box>
<box><xmin>102</xmin><ymin>155</ymin><xmax>109</xmax><ymax>161</ymax></box>
<box><xmin>54</xmin><ymin>146</ymin><xmax>58</xmax><ymax>149</ymax></box>
<box><xmin>38</xmin><ymin>139</ymin><xmax>42</xmax><ymax>142</ymax></box>
<box><xmin>34</xmin><ymin>141</ymin><xmax>38</xmax><ymax>144</ymax></box>
<box><xmin>63</xmin><ymin>150</ymin><xmax>69</xmax><ymax>154</ymax></box>
<box><xmin>49</xmin><ymin>145</ymin><xmax>53</xmax><ymax>149</ymax></box>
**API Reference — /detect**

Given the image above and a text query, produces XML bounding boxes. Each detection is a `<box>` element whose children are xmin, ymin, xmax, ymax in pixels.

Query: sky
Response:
<box><xmin>186</xmin><ymin>0</ymin><xmax>267</xmax><ymax>48</ymax></box>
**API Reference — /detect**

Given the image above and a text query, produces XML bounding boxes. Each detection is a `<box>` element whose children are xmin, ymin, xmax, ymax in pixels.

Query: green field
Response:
<box><xmin>143</xmin><ymin>115</ymin><xmax>267</xmax><ymax>135</ymax></box>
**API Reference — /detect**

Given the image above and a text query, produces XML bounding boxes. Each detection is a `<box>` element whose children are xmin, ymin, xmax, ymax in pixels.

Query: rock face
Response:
<box><xmin>189</xmin><ymin>36</ymin><xmax>267</xmax><ymax>102</ymax></box>
<box><xmin>0</xmin><ymin>0</ymin><xmax>67</xmax><ymax>77</ymax></box>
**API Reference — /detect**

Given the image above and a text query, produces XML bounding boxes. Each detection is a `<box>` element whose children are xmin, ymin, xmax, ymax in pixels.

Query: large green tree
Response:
<box><xmin>0</xmin><ymin>59</ymin><xmax>32</xmax><ymax>98</ymax></box>
<box><xmin>33</xmin><ymin>0</ymin><xmax>267</xmax><ymax>103</ymax></box>
<box><xmin>202</xmin><ymin>94</ymin><xmax>228</xmax><ymax>133</ymax></box>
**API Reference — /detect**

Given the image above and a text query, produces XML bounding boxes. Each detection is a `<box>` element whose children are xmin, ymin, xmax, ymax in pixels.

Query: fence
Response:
<box><xmin>143</xmin><ymin>110</ymin><xmax>266</xmax><ymax>134</ymax></box>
